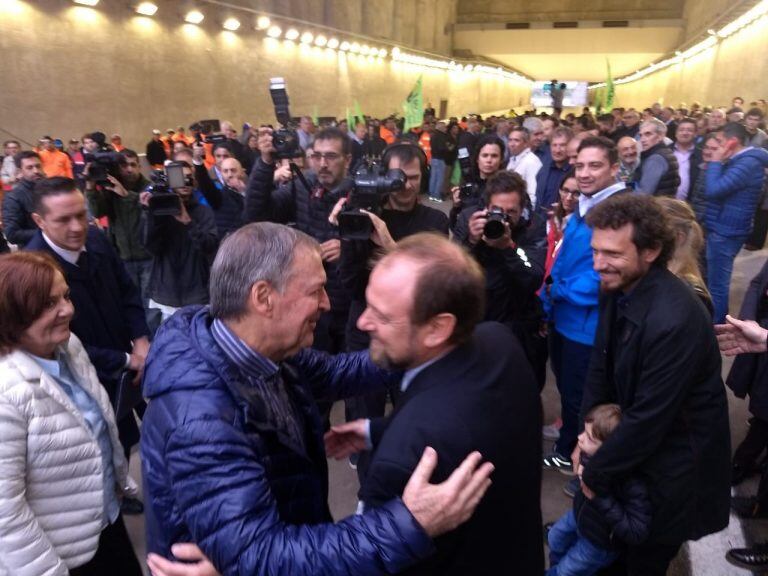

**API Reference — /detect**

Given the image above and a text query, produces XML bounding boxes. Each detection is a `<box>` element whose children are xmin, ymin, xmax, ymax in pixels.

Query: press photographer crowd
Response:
<box><xmin>3</xmin><ymin>83</ymin><xmax>768</xmax><ymax>576</ymax></box>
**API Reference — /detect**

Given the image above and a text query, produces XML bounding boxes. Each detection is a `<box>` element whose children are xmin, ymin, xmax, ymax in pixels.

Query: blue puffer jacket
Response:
<box><xmin>704</xmin><ymin>147</ymin><xmax>768</xmax><ymax>238</ymax></box>
<box><xmin>141</xmin><ymin>306</ymin><xmax>434</xmax><ymax>576</ymax></box>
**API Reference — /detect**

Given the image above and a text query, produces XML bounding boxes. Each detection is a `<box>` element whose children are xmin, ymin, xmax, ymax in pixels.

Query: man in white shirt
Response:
<box><xmin>506</xmin><ymin>126</ymin><xmax>542</xmax><ymax>209</ymax></box>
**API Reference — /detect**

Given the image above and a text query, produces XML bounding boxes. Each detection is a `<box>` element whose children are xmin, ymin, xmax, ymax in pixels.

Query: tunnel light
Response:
<box><xmin>256</xmin><ymin>15</ymin><xmax>271</xmax><ymax>30</ymax></box>
<box><xmin>135</xmin><ymin>2</ymin><xmax>157</xmax><ymax>15</ymax></box>
<box><xmin>223</xmin><ymin>17</ymin><xmax>240</xmax><ymax>31</ymax></box>
<box><xmin>285</xmin><ymin>28</ymin><xmax>299</xmax><ymax>40</ymax></box>
<box><xmin>350</xmin><ymin>42</ymin><xmax>360</xmax><ymax>53</ymax></box>
<box><xmin>339</xmin><ymin>41</ymin><xmax>350</xmax><ymax>51</ymax></box>
<box><xmin>73</xmin><ymin>0</ymin><xmax>99</xmax><ymax>5</ymax></box>
<box><xmin>300</xmin><ymin>31</ymin><xmax>314</xmax><ymax>44</ymax></box>
<box><xmin>267</xmin><ymin>25</ymin><xmax>282</xmax><ymax>38</ymax></box>
<box><xmin>327</xmin><ymin>37</ymin><xmax>339</xmax><ymax>49</ymax></box>
<box><xmin>184</xmin><ymin>10</ymin><xmax>204</xmax><ymax>24</ymax></box>
<box><xmin>360</xmin><ymin>44</ymin><xmax>370</xmax><ymax>55</ymax></box>
<box><xmin>379</xmin><ymin>48</ymin><xmax>388</xmax><ymax>58</ymax></box>
<box><xmin>314</xmin><ymin>34</ymin><xmax>327</xmax><ymax>47</ymax></box>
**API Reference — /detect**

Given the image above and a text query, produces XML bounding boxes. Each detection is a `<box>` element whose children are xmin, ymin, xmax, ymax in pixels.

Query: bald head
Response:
<box><xmin>617</xmin><ymin>136</ymin><xmax>640</xmax><ymax>166</ymax></box>
<box><xmin>221</xmin><ymin>157</ymin><xmax>245</xmax><ymax>187</ymax></box>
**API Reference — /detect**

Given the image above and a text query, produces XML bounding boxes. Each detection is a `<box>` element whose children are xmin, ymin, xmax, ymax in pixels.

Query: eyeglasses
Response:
<box><xmin>309</xmin><ymin>152</ymin><xmax>342</xmax><ymax>162</ymax></box>
<box><xmin>560</xmin><ymin>187</ymin><xmax>580</xmax><ymax>198</ymax></box>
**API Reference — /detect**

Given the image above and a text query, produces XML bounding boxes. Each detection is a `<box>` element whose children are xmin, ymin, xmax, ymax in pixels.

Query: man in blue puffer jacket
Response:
<box><xmin>704</xmin><ymin>122</ymin><xmax>768</xmax><ymax>323</ymax></box>
<box><xmin>141</xmin><ymin>222</ymin><xmax>493</xmax><ymax>576</ymax></box>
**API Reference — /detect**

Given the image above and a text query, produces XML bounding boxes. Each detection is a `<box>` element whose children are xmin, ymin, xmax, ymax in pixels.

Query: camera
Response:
<box><xmin>483</xmin><ymin>206</ymin><xmax>509</xmax><ymax>240</ymax></box>
<box><xmin>337</xmin><ymin>163</ymin><xmax>406</xmax><ymax>240</ymax></box>
<box><xmin>84</xmin><ymin>150</ymin><xmax>122</xmax><ymax>187</ymax></box>
<box><xmin>457</xmin><ymin>147</ymin><xmax>479</xmax><ymax>201</ymax></box>
<box><xmin>190</xmin><ymin>119</ymin><xmax>222</xmax><ymax>144</ymax></box>
<box><xmin>145</xmin><ymin>162</ymin><xmax>190</xmax><ymax>217</ymax></box>
<box><xmin>268</xmin><ymin>77</ymin><xmax>303</xmax><ymax>160</ymax></box>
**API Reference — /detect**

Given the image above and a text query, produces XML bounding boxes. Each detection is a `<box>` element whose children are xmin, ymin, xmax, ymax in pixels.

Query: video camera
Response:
<box><xmin>83</xmin><ymin>132</ymin><xmax>123</xmax><ymax>188</ymax></box>
<box><xmin>456</xmin><ymin>146</ymin><xmax>479</xmax><ymax>201</ymax></box>
<box><xmin>268</xmin><ymin>77</ymin><xmax>303</xmax><ymax>160</ymax></box>
<box><xmin>337</xmin><ymin>163</ymin><xmax>406</xmax><ymax>240</ymax></box>
<box><xmin>144</xmin><ymin>162</ymin><xmax>191</xmax><ymax>217</ymax></box>
<box><xmin>189</xmin><ymin>119</ymin><xmax>224</xmax><ymax>145</ymax></box>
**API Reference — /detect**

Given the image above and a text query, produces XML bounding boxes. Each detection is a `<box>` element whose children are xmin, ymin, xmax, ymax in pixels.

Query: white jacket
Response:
<box><xmin>0</xmin><ymin>334</ymin><xmax>136</xmax><ymax>576</ymax></box>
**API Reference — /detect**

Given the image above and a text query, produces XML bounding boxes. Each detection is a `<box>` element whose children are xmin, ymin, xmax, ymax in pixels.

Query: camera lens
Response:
<box><xmin>483</xmin><ymin>219</ymin><xmax>506</xmax><ymax>240</ymax></box>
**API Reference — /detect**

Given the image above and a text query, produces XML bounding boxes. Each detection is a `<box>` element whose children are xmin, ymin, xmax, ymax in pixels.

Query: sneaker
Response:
<box><xmin>542</xmin><ymin>452</ymin><xmax>575</xmax><ymax>475</ymax></box>
<box><xmin>542</xmin><ymin>418</ymin><xmax>562</xmax><ymax>441</ymax></box>
<box><xmin>726</xmin><ymin>543</ymin><xmax>768</xmax><ymax>570</ymax></box>
<box><xmin>428</xmin><ymin>197</ymin><xmax>444</xmax><ymax>203</ymax></box>
<box><xmin>120</xmin><ymin>496</ymin><xmax>144</xmax><ymax>515</ymax></box>
<box><xmin>731</xmin><ymin>496</ymin><xmax>768</xmax><ymax>519</ymax></box>
<box><xmin>563</xmin><ymin>477</ymin><xmax>580</xmax><ymax>498</ymax></box>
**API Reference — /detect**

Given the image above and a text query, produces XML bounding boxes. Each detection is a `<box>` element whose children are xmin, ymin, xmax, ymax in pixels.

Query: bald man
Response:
<box><xmin>617</xmin><ymin>136</ymin><xmax>641</xmax><ymax>183</ymax></box>
<box><xmin>207</xmin><ymin>156</ymin><xmax>246</xmax><ymax>239</ymax></box>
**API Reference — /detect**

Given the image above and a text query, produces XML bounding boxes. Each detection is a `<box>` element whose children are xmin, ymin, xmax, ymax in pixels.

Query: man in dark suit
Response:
<box><xmin>581</xmin><ymin>194</ymin><xmax>730</xmax><ymax>574</ymax></box>
<box><xmin>326</xmin><ymin>233</ymin><xmax>544</xmax><ymax>575</ymax></box>
<box><xmin>25</xmin><ymin>176</ymin><xmax>151</xmax><ymax>514</ymax></box>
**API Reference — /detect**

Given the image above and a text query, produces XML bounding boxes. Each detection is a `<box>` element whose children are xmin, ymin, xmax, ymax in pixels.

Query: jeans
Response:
<box><xmin>706</xmin><ymin>231</ymin><xmax>747</xmax><ymax>323</ymax></box>
<box><xmin>550</xmin><ymin>330</ymin><xmax>593</xmax><ymax>457</ymax></box>
<box><xmin>429</xmin><ymin>158</ymin><xmax>447</xmax><ymax>199</ymax></box>
<box><xmin>547</xmin><ymin>510</ymin><xmax>618</xmax><ymax>576</ymax></box>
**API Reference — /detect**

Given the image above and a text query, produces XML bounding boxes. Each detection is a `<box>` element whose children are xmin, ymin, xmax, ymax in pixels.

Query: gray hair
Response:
<box><xmin>510</xmin><ymin>126</ymin><xmax>530</xmax><ymax>142</ymax></box>
<box><xmin>522</xmin><ymin>117</ymin><xmax>543</xmax><ymax>132</ymax></box>
<box><xmin>641</xmin><ymin>118</ymin><xmax>667</xmax><ymax>137</ymax></box>
<box><xmin>209</xmin><ymin>222</ymin><xmax>319</xmax><ymax>320</ymax></box>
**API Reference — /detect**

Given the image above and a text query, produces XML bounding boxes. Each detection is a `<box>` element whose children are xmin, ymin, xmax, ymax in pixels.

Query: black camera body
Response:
<box><xmin>337</xmin><ymin>164</ymin><xmax>406</xmax><ymax>240</ymax></box>
<box><xmin>456</xmin><ymin>146</ymin><xmax>480</xmax><ymax>201</ymax></box>
<box><xmin>145</xmin><ymin>162</ymin><xmax>190</xmax><ymax>217</ymax></box>
<box><xmin>269</xmin><ymin>78</ymin><xmax>303</xmax><ymax>160</ymax></box>
<box><xmin>84</xmin><ymin>150</ymin><xmax>122</xmax><ymax>187</ymax></box>
<box><xmin>483</xmin><ymin>206</ymin><xmax>509</xmax><ymax>240</ymax></box>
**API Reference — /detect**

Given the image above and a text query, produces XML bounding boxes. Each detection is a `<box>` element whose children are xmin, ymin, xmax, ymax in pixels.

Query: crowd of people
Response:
<box><xmin>1</xmin><ymin>93</ymin><xmax>768</xmax><ymax>576</ymax></box>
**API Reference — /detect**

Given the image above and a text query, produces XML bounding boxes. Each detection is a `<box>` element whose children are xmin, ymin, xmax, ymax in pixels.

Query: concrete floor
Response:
<box><xmin>123</xmin><ymin>242</ymin><xmax>768</xmax><ymax>575</ymax></box>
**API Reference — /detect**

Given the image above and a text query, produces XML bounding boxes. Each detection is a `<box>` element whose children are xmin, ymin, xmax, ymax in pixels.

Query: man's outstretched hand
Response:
<box><xmin>402</xmin><ymin>447</ymin><xmax>494</xmax><ymax>537</ymax></box>
<box><xmin>147</xmin><ymin>543</ymin><xmax>218</xmax><ymax>576</ymax></box>
<box><xmin>324</xmin><ymin>419</ymin><xmax>368</xmax><ymax>460</ymax></box>
<box><xmin>715</xmin><ymin>314</ymin><xmax>768</xmax><ymax>356</ymax></box>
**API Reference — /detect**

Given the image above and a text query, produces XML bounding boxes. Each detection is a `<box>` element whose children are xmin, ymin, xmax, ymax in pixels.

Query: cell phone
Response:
<box><xmin>165</xmin><ymin>162</ymin><xmax>187</xmax><ymax>189</ymax></box>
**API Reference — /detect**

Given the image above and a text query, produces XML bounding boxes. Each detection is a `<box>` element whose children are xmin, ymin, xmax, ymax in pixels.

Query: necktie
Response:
<box><xmin>76</xmin><ymin>251</ymin><xmax>88</xmax><ymax>273</ymax></box>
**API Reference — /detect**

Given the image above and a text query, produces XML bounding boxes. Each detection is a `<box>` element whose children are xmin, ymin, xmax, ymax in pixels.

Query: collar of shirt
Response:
<box><xmin>510</xmin><ymin>147</ymin><xmax>531</xmax><ymax>165</ymax></box>
<box><xmin>731</xmin><ymin>146</ymin><xmax>753</xmax><ymax>160</ymax></box>
<box><xmin>211</xmin><ymin>318</ymin><xmax>279</xmax><ymax>381</ymax></box>
<box><xmin>42</xmin><ymin>232</ymin><xmax>84</xmax><ymax>265</ymax></box>
<box><xmin>579</xmin><ymin>182</ymin><xmax>627</xmax><ymax>218</ymax></box>
<box><xmin>400</xmin><ymin>349</ymin><xmax>451</xmax><ymax>393</ymax></box>
<box><xmin>30</xmin><ymin>349</ymin><xmax>64</xmax><ymax>378</ymax></box>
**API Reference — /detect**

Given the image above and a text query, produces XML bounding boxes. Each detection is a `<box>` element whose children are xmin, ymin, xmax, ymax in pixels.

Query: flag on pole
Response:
<box><xmin>345</xmin><ymin>107</ymin><xmax>355</xmax><ymax>130</ymax></box>
<box><xmin>353</xmin><ymin>100</ymin><xmax>365</xmax><ymax>127</ymax></box>
<box><xmin>311</xmin><ymin>105</ymin><xmax>319</xmax><ymax>127</ymax></box>
<box><xmin>402</xmin><ymin>76</ymin><xmax>424</xmax><ymax>132</ymax></box>
<box><xmin>605</xmin><ymin>59</ymin><xmax>615</xmax><ymax>112</ymax></box>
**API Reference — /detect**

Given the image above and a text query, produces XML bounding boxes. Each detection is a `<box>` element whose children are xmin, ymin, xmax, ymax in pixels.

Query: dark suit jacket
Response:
<box><xmin>581</xmin><ymin>266</ymin><xmax>730</xmax><ymax>546</ymax></box>
<box><xmin>25</xmin><ymin>227</ymin><xmax>150</xmax><ymax>395</ymax></box>
<box><xmin>362</xmin><ymin>322</ymin><xmax>544</xmax><ymax>576</ymax></box>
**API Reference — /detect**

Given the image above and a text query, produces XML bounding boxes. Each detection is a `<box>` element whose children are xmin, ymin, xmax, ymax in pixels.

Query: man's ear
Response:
<box><xmin>31</xmin><ymin>212</ymin><xmax>44</xmax><ymax>229</ymax></box>
<box><xmin>423</xmin><ymin>313</ymin><xmax>457</xmax><ymax>349</ymax></box>
<box><xmin>249</xmin><ymin>280</ymin><xmax>274</xmax><ymax>317</ymax></box>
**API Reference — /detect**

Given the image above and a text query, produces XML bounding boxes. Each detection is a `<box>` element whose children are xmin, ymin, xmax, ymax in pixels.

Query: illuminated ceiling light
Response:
<box><xmin>73</xmin><ymin>0</ymin><xmax>99</xmax><ymax>5</ymax></box>
<box><xmin>350</xmin><ymin>42</ymin><xmax>360</xmax><ymax>53</ymax></box>
<box><xmin>379</xmin><ymin>48</ymin><xmax>388</xmax><ymax>58</ymax></box>
<box><xmin>267</xmin><ymin>25</ymin><xmax>282</xmax><ymax>38</ymax></box>
<box><xmin>184</xmin><ymin>9</ymin><xmax>204</xmax><ymax>24</ymax></box>
<box><xmin>339</xmin><ymin>40</ymin><xmax>350</xmax><ymax>51</ymax></box>
<box><xmin>285</xmin><ymin>28</ymin><xmax>299</xmax><ymax>40</ymax></box>
<box><xmin>256</xmin><ymin>15</ymin><xmax>271</xmax><ymax>30</ymax></box>
<box><xmin>223</xmin><ymin>17</ymin><xmax>240</xmax><ymax>31</ymax></box>
<box><xmin>465</xmin><ymin>64</ymin><xmax>473</xmax><ymax>71</ymax></box>
<box><xmin>327</xmin><ymin>37</ymin><xmax>339</xmax><ymax>49</ymax></box>
<box><xmin>707</xmin><ymin>28</ymin><xmax>716</xmax><ymax>35</ymax></box>
<box><xmin>135</xmin><ymin>2</ymin><xmax>157</xmax><ymax>15</ymax></box>
<box><xmin>360</xmin><ymin>44</ymin><xmax>370</xmax><ymax>55</ymax></box>
<box><xmin>300</xmin><ymin>31</ymin><xmax>314</xmax><ymax>44</ymax></box>
<box><xmin>315</xmin><ymin>34</ymin><xmax>327</xmax><ymax>47</ymax></box>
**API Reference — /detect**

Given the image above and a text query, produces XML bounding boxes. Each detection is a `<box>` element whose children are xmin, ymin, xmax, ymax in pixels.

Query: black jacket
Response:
<box><xmin>634</xmin><ymin>142</ymin><xmax>681</xmax><ymax>197</ymax></box>
<box><xmin>141</xmin><ymin>196</ymin><xmax>219</xmax><ymax>307</ymax></box>
<box><xmin>429</xmin><ymin>130</ymin><xmax>453</xmax><ymax>163</ymax></box>
<box><xmin>2</xmin><ymin>178</ymin><xmax>37</xmax><ymax>246</ymax></box>
<box><xmin>146</xmin><ymin>139</ymin><xmax>167</xmax><ymax>166</ymax></box>
<box><xmin>196</xmin><ymin>164</ymin><xmax>245</xmax><ymax>240</ymax></box>
<box><xmin>581</xmin><ymin>266</ymin><xmax>731</xmax><ymax>545</ymax></box>
<box><xmin>727</xmin><ymin>259</ymin><xmax>768</xmax><ymax>420</ymax></box>
<box><xmin>362</xmin><ymin>323</ymin><xmax>544</xmax><ymax>576</ymax></box>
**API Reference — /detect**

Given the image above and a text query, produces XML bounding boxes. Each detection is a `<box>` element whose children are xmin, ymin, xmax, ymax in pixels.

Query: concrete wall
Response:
<box><xmin>613</xmin><ymin>12</ymin><xmax>768</xmax><ymax>109</ymax></box>
<box><xmin>457</xmin><ymin>0</ymin><xmax>685</xmax><ymax>23</ymax></box>
<box><xmin>0</xmin><ymin>0</ymin><xmax>528</xmax><ymax>150</ymax></box>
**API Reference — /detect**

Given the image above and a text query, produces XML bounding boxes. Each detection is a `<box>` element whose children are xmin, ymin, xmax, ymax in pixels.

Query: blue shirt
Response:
<box><xmin>32</xmin><ymin>351</ymin><xmax>120</xmax><ymax>528</ymax></box>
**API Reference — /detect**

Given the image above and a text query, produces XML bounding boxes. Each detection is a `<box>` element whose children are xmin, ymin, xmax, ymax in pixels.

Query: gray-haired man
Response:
<box><xmin>140</xmin><ymin>222</ymin><xmax>493</xmax><ymax>576</ymax></box>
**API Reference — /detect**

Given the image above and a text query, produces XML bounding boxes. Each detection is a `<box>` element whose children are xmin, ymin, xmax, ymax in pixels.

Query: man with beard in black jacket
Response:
<box><xmin>2</xmin><ymin>151</ymin><xmax>44</xmax><ymax>246</ymax></box>
<box><xmin>452</xmin><ymin>170</ymin><xmax>548</xmax><ymax>389</ymax></box>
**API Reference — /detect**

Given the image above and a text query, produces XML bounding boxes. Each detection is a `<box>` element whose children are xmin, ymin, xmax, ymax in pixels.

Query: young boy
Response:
<box><xmin>547</xmin><ymin>404</ymin><xmax>652</xmax><ymax>575</ymax></box>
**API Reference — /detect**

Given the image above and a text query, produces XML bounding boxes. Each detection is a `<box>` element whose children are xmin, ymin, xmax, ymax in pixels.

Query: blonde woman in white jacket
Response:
<box><xmin>0</xmin><ymin>252</ymin><xmax>143</xmax><ymax>576</ymax></box>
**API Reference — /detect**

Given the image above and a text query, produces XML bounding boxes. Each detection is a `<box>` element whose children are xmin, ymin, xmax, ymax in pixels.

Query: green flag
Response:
<box><xmin>311</xmin><ymin>105</ymin><xmax>319</xmax><ymax>127</ymax></box>
<box><xmin>605</xmin><ymin>59</ymin><xmax>615</xmax><ymax>112</ymax></box>
<box><xmin>345</xmin><ymin>107</ymin><xmax>355</xmax><ymax>130</ymax></box>
<box><xmin>353</xmin><ymin>100</ymin><xmax>365</xmax><ymax>127</ymax></box>
<box><xmin>402</xmin><ymin>76</ymin><xmax>424</xmax><ymax>132</ymax></box>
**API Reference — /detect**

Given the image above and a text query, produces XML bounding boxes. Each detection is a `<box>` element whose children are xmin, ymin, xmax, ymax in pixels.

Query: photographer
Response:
<box><xmin>245</xmin><ymin>126</ymin><xmax>352</xmax><ymax>354</ymax></box>
<box><xmin>86</xmin><ymin>149</ymin><xmax>154</xmax><ymax>320</ymax></box>
<box><xmin>453</xmin><ymin>170</ymin><xmax>548</xmax><ymax>388</ymax></box>
<box><xmin>449</xmin><ymin>134</ymin><xmax>506</xmax><ymax>232</ymax></box>
<box><xmin>140</xmin><ymin>161</ymin><xmax>219</xmax><ymax>322</ymax></box>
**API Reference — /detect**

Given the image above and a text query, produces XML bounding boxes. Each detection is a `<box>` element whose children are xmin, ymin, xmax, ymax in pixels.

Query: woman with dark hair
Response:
<box><xmin>543</xmin><ymin>169</ymin><xmax>578</xmax><ymax>281</ymax></box>
<box><xmin>0</xmin><ymin>252</ymin><xmax>142</xmax><ymax>576</ymax></box>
